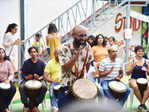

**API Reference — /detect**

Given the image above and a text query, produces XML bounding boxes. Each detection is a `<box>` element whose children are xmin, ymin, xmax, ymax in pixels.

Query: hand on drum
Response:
<box><xmin>4</xmin><ymin>79</ymin><xmax>10</xmax><ymax>84</ymax></box>
<box><xmin>34</xmin><ymin>74</ymin><xmax>40</xmax><ymax>80</ymax></box>
<box><xmin>115</xmin><ymin>76</ymin><xmax>121</xmax><ymax>81</ymax></box>
<box><xmin>25</xmin><ymin>74</ymin><xmax>33</xmax><ymax>80</ymax></box>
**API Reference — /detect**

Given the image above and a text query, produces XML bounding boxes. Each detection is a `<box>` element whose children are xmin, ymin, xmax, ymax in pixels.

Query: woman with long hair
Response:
<box><xmin>46</xmin><ymin>23</ymin><xmax>62</xmax><ymax>59</ymax></box>
<box><xmin>3</xmin><ymin>23</ymin><xmax>22</xmax><ymax>75</ymax></box>
<box><xmin>0</xmin><ymin>48</ymin><xmax>16</xmax><ymax>112</ymax></box>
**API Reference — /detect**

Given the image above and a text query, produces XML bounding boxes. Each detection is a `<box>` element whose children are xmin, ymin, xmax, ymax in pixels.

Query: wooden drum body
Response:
<box><xmin>72</xmin><ymin>79</ymin><xmax>98</xmax><ymax>100</ymax></box>
<box><xmin>109</xmin><ymin>81</ymin><xmax>126</xmax><ymax>99</ymax></box>
<box><xmin>24</xmin><ymin>80</ymin><xmax>42</xmax><ymax>108</ymax></box>
<box><xmin>136</xmin><ymin>78</ymin><xmax>148</xmax><ymax>97</ymax></box>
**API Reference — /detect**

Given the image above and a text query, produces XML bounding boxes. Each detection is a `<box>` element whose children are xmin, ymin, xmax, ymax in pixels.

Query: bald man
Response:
<box><xmin>96</xmin><ymin>46</ymin><xmax>130</xmax><ymax>106</ymax></box>
<box><xmin>57</xmin><ymin>25</ymin><xmax>94</xmax><ymax>111</ymax></box>
<box><xmin>44</xmin><ymin>47</ymin><xmax>61</xmax><ymax>112</ymax></box>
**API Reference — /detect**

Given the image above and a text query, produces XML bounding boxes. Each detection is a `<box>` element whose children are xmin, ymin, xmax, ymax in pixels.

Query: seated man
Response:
<box><xmin>19</xmin><ymin>46</ymin><xmax>47</xmax><ymax>112</ymax></box>
<box><xmin>95</xmin><ymin>45</ymin><xmax>130</xmax><ymax>106</ymax></box>
<box><xmin>44</xmin><ymin>48</ymin><xmax>61</xmax><ymax>112</ymax></box>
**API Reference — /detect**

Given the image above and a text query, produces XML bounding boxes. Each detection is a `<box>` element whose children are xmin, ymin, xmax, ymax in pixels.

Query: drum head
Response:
<box><xmin>54</xmin><ymin>85</ymin><xmax>61</xmax><ymax>90</ymax></box>
<box><xmin>109</xmin><ymin>81</ymin><xmax>126</xmax><ymax>93</ymax></box>
<box><xmin>72</xmin><ymin>79</ymin><xmax>98</xmax><ymax>100</ymax></box>
<box><xmin>0</xmin><ymin>83</ymin><xmax>10</xmax><ymax>90</ymax></box>
<box><xmin>137</xmin><ymin>78</ymin><xmax>147</xmax><ymax>85</ymax></box>
<box><xmin>24</xmin><ymin>80</ymin><xmax>42</xmax><ymax>90</ymax></box>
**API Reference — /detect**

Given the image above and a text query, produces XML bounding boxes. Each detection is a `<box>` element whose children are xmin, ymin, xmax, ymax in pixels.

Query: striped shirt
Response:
<box><xmin>98</xmin><ymin>57</ymin><xmax>123</xmax><ymax>80</ymax></box>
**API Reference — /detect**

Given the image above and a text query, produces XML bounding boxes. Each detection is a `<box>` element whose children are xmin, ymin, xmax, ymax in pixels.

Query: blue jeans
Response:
<box><xmin>87</xmin><ymin>64</ymin><xmax>104</xmax><ymax>97</ymax></box>
<box><xmin>101</xmin><ymin>80</ymin><xmax>130</xmax><ymax>106</ymax></box>
<box><xmin>49</xmin><ymin>82</ymin><xmax>60</xmax><ymax>108</ymax></box>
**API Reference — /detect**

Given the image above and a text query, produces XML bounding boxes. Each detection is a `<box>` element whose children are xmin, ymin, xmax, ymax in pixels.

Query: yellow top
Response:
<box><xmin>44</xmin><ymin>58</ymin><xmax>61</xmax><ymax>81</ymax></box>
<box><xmin>92</xmin><ymin>46</ymin><xmax>108</xmax><ymax>63</ymax></box>
<box><xmin>32</xmin><ymin>41</ymin><xmax>43</xmax><ymax>54</ymax></box>
<box><xmin>46</xmin><ymin>33</ymin><xmax>61</xmax><ymax>59</ymax></box>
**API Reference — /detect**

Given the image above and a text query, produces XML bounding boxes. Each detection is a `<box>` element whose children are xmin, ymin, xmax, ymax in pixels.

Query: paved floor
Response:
<box><xmin>9</xmin><ymin>75</ymin><xmax>149</xmax><ymax>112</ymax></box>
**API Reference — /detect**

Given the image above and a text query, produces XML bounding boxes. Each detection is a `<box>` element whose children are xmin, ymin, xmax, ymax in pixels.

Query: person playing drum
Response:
<box><xmin>44</xmin><ymin>47</ymin><xmax>61</xmax><ymax>112</ymax></box>
<box><xmin>126</xmin><ymin>45</ymin><xmax>149</xmax><ymax>111</ymax></box>
<box><xmin>19</xmin><ymin>47</ymin><xmax>47</xmax><ymax>112</ymax></box>
<box><xmin>0</xmin><ymin>48</ymin><xmax>16</xmax><ymax>112</ymax></box>
<box><xmin>94</xmin><ymin>45</ymin><xmax>130</xmax><ymax>106</ymax></box>
<box><xmin>57</xmin><ymin>25</ymin><xmax>94</xmax><ymax>111</ymax></box>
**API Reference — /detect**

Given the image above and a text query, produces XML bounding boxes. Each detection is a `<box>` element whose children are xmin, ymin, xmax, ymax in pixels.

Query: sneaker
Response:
<box><xmin>138</xmin><ymin>104</ymin><xmax>148</xmax><ymax>112</ymax></box>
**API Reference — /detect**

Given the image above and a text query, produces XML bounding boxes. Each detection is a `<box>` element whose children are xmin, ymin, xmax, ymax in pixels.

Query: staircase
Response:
<box><xmin>21</xmin><ymin>0</ymin><xmax>148</xmax><ymax>61</ymax></box>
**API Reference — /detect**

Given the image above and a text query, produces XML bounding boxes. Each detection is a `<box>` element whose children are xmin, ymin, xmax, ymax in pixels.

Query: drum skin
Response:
<box><xmin>24</xmin><ymin>80</ymin><xmax>42</xmax><ymax>90</ymax></box>
<box><xmin>0</xmin><ymin>82</ymin><xmax>10</xmax><ymax>90</ymax></box>
<box><xmin>72</xmin><ymin>79</ymin><xmax>98</xmax><ymax>100</ymax></box>
<box><xmin>109</xmin><ymin>81</ymin><xmax>126</xmax><ymax>99</ymax></box>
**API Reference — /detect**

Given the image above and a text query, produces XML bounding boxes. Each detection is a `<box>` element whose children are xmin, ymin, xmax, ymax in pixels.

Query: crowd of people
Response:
<box><xmin>0</xmin><ymin>23</ymin><xmax>149</xmax><ymax>112</ymax></box>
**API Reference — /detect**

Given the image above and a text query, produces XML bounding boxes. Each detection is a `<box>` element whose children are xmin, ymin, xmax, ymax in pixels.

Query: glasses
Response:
<box><xmin>78</xmin><ymin>34</ymin><xmax>87</xmax><ymax>37</ymax></box>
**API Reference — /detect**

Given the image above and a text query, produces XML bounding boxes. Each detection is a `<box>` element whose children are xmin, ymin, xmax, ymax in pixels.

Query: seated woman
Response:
<box><xmin>19</xmin><ymin>47</ymin><xmax>47</xmax><ymax>112</ymax></box>
<box><xmin>126</xmin><ymin>45</ymin><xmax>149</xmax><ymax>112</ymax></box>
<box><xmin>0</xmin><ymin>48</ymin><xmax>16</xmax><ymax>112</ymax></box>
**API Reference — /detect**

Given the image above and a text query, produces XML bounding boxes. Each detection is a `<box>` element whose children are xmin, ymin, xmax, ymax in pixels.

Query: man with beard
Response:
<box><xmin>57</xmin><ymin>25</ymin><xmax>94</xmax><ymax>111</ymax></box>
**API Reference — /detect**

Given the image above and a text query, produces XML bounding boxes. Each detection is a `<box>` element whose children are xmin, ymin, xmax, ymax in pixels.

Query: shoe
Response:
<box><xmin>138</xmin><ymin>104</ymin><xmax>148</xmax><ymax>112</ymax></box>
<box><xmin>24</xmin><ymin>107</ymin><xmax>30</xmax><ymax>112</ymax></box>
<box><xmin>32</xmin><ymin>107</ymin><xmax>39</xmax><ymax>112</ymax></box>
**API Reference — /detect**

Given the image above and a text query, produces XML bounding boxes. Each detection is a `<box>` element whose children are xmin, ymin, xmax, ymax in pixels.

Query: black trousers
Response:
<box><xmin>19</xmin><ymin>80</ymin><xmax>47</xmax><ymax>108</ymax></box>
<box><xmin>0</xmin><ymin>82</ymin><xmax>16</xmax><ymax>111</ymax></box>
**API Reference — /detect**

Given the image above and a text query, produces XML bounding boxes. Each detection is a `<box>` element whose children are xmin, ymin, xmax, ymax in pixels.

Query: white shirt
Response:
<box><xmin>99</xmin><ymin>57</ymin><xmax>123</xmax><ymax>80</ymax></box>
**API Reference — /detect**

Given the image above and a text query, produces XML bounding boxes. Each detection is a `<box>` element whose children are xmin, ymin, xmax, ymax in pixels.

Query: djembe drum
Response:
<box><xmin>24</xmin><ymin>80</ymin><xmax>42</xmax><ymax>109</ymax></box>
<box><xmin>136</xmin><ymin>78</ymin><xmax>148</xmax><ymax>97</ymax></box>
<box><xmin>109</xmin><ymin>81</ymin><xmax>126</xmax><ymax>99</ymax></box>
<box><xmin>53</xmin><ymin>84</ymin><xmax>62</xmax><ymax>99</ymax></box>
<box><xmin>72</xmin><ymin>79</ymin><xmax>98</xmax><ymax>100</ymax></box>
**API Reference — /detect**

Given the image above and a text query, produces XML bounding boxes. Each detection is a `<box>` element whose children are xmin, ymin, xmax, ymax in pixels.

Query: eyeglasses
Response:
<box><xmin>78</xmin><ymin>34</ymin><xmax>87</xmax><ymax>37</ymax></box>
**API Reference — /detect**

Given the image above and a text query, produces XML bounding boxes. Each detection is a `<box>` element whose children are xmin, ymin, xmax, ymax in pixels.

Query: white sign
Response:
<box><xmin>125</xmin><ymin>28</ymin><xmax>132</xmax><ymax>39</ymax></box>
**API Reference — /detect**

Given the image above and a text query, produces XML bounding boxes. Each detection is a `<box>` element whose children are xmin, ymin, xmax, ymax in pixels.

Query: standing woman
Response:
<box><xmin>3</xmin><ymin>23</ymin><xmax>22</xmax><ymax>74</ymax></box>
<box><xmin>46</xmin><ymin>23</ymin><xmax>62</xmax><ymax>59</ymax></box>
<box><xmin>126</xmin><ymin>45</ymin><xmax>149</xmax><ymax>111</ymax></box>
<box><xmin>92</xmin><ymin>34</ymin><xmax>108</xmax><ymax>64</ymax></box>
<box><xmin>0</xmin><ymin>48</ymin><xmax>16</xmax><ymax>112</ymax></box>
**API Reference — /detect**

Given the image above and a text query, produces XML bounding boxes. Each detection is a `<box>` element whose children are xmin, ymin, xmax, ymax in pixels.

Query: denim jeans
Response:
<box><xmin>87</xmin><ymin>64</ymin><xmax>104</xmax><ymax>97</ymax></box>
<box><xmin>49</xmin><ymin>82</ymin><xmax>60</xmax><ymax>108</ymax></box>
<box><xmin>101</xmin><ymin>80</ymin><xmax>130</xmax><ymax>106</ymax></box>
